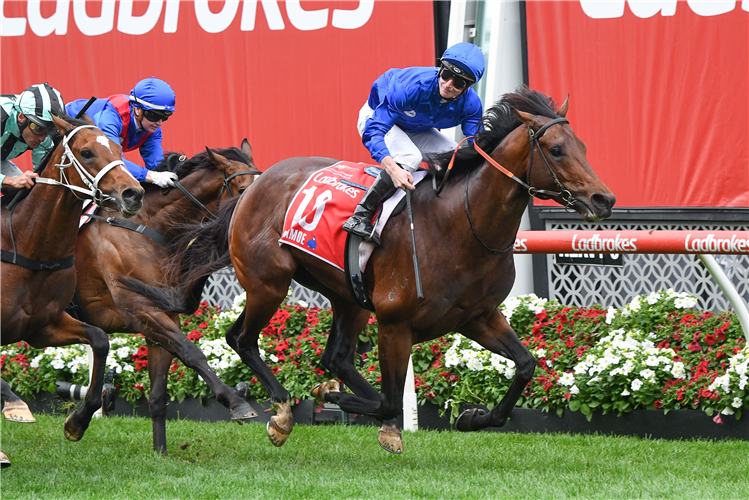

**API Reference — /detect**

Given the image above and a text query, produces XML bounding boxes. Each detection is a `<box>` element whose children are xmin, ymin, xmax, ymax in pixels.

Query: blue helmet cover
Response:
<box><xmin>441</xmin><ymin>42</ymin><xmax>486</xmax><ymax>82</ymax></box>
<box><xmin>129</xmin><ymin>77</ymin><xmax>176</xmax><ymax>112</ymax></box>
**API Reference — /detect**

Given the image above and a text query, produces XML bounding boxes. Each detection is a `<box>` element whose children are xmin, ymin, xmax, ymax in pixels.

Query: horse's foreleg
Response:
<box><xmin>1</xmin><ymin>378</ymin><xmax>35</xmax><ymax>423</ymax></box>
<box><xmin>456</xmin><ymin>309</ymin><xmax>536</xmax><ymax>432</ymax></box>
<box><xmin>145</xmin><ymin>340</ymin><xmax>172</xmax><ymax>454</ymax></box>
<box><xmin>133</xmin><ymin>311</ymin><xmax>257</xmax><ymax>423</ymax></box>
<box><xmin>30</xmin><ymin>314</ymin><xmax>109</xmax><ymax>441</ymax></box>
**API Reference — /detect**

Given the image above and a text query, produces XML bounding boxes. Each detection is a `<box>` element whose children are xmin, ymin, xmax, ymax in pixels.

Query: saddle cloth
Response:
<box><xmin>279</xmin><ymin>161</ymin><xmax>426</xmax><ymax>271</ymax></box>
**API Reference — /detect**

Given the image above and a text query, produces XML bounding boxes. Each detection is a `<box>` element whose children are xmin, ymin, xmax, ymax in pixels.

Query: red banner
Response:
<box><xmin>1</xmin><ymin>1</ymin><xmax>434</xmax><ymax>172</ymax></box>
<box><xmin>513</xmin><ymin>230</ymin><xmax>749</xmax><ymax>255</ymax></box>
<box><xmin>526</xmin><ymin>2</ymin><xmax>748</xmax><ymax>208</ymax></box>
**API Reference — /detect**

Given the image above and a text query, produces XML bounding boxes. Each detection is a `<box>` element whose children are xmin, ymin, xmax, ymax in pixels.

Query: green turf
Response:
<box><xmin>1</xmin><ymin>415</ymin><xmax>747</xmax><ymax>499</ymax></box>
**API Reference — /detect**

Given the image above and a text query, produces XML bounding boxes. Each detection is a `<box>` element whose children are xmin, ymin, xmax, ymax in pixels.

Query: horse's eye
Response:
<box><xmin>81</xmin><ymin>150</ymin><xmax>95</xmax><ymax>159</ymax></box>
<box><xmin>549</xmin><ymin>146</ymin><xmax>563</xmax><ymax>158</ymax></box>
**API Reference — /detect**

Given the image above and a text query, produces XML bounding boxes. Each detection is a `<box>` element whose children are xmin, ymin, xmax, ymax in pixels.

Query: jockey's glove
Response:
<box><xmin>150</xmin><ymin>170</ymin><xmax>178</xmax><ymax>188</ymax></box>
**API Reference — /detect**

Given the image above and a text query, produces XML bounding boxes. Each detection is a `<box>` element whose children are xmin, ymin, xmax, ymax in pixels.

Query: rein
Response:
<box><xmin>463</xmin><ymin>117</ymin><xmax>578</xmax><ymax>253</ymax></box>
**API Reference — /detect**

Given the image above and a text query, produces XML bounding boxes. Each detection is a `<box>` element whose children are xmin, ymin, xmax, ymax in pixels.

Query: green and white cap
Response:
<box><xmin>14</xmin><ymin>83</ymin><xmax>65</xmax><ymax>130</ymax></box>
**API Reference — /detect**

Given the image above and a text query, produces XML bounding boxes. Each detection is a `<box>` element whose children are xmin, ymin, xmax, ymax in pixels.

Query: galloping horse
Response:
<box><xmin>2</xmin><ymin>115</ymin><xmax>144</xmax><ymax>441</ymax></box>
<box><xmin>125</xmin><ymin>87</ymin><xmax>615</xmax><ymax>452</ymax></box>
<box><xmin>74</xmin><ymin>141</ymin><xmax>258</xmax><ymax>453</ymax></box>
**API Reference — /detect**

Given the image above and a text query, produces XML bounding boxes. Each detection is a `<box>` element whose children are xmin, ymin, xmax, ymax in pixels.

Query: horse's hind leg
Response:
<box><xmin>455</xmin><ymin>309</ymin><xmax>536</xmax><ymax>432</ymax></box>
<box><xmin>226</xmin><ymin>286</ymin><xmax>294</xmax><ymax>447</ymax></box>
<box><xmin>1</xmin><ymin>378</ymin><xmax>35</xmax><ymax>423</ymax></box>
<box><xmin>28</xmin><ymin>314</ymin><xmax>109</xmax><ymax>441</ymax></box>
<box><xmin>145</xmin><ymin>341</ymin><xmax>172</xmax><ymax>454</ymax></box>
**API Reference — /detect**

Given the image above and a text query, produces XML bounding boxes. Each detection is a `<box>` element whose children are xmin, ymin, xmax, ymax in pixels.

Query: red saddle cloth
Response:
<box><xmin>279</xmin><ymin>161</ymin><xmax>380</xmax><ymax>271</ymax></box>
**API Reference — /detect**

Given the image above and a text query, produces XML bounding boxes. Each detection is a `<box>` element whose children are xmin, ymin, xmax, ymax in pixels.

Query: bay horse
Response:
<box><xmin>74</xmin><ymin>141</ymin><xmax>258</xmax><ymax>454</ymax></box>
<box><xmin>123</xmin><ymin>87</ymin><xmax>615</xmax><ymax>453</ymax></box>
<box><xmin>1</xmin><ymin>114</ymin><xmax>144</xmax><ymax>442</ymax></box>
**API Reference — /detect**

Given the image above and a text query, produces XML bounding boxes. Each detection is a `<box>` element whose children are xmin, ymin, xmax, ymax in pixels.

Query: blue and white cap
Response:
<box><xmin>129</xmin><ymin>77</ymin><xmax>176</xmax><ymax>112</ymax></box>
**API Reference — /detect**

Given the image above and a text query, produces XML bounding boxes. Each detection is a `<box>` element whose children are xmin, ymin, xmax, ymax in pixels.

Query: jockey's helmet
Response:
<box><xmin>14</xmin><ymin>83</ymin><xmax>65</xmax><ymax>132</ymax></box>
<box><xmin>440</xmin><ymin>42</ymin><xmax>486</xmax><ymax>83</ymax></box>
<box><xmin>129</xmin><ymin>77</ymin><xmax>177</xmax><ymax>113</ymax></box>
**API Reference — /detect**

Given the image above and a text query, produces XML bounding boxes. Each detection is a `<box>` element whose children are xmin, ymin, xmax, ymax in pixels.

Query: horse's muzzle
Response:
<box><xmin>118</xmin><ymin>187</ymin><xmax>144</xmax><ymax>218</ymax></box>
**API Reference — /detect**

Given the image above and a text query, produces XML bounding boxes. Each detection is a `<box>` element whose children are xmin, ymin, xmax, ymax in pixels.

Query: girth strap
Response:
<box><xmin>87</xmin><ymin>214</ymin><xmax>171</xmax><ymax>246</ymax></box>
<box><xmin>0</xmin><ymin>248</ymin><xmax>75</xmax><ymax>271</ymax></box>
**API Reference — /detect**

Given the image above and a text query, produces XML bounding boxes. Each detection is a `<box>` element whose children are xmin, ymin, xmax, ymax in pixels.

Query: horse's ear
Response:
<box><xmin>241</xmin><ymin>139</ymin><xmax>253</xmax><ymax>162</ymax></box>
<box><xmin>51</xmin><ymin>114</ymin><xmax>74</xmax><ymax>136</ymax></box>
<box><xmin>205</xmin><ymin>147</ymin><xmax>231</xmax><ymax>170</ymax></box>
<box><xmin>557</xmin><ymin>94</ymin><xmax>570</xmax><ymax>118</ymax></box>
<box><xmin>80</xmin><ymin>113</ymin><xmax>97</xmax><ymax>127</ymax></box>
<box><xmin>512</xmin><ymin>108</ymin><xmax>544</xmax><ymax>130</ymax></box>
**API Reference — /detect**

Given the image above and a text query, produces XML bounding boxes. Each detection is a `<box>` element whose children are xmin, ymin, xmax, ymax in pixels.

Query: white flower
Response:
<box><xmin>671</xmin><ymin>362</ymin><xmax>686</xmax><ymax>379</ymax></box>
<box><xmin>232</xmin><ymin>291</ymin><xmax>247</xmax><ymax>311</ymax></box>
<box><xmin>558</xmin><ymin>372</ymin><xmax>575</xmax><ymax>386</ymax></box>
<box><xmin>30</xmin><ymin>355</ymin><xmax>42</xmax><ymax>368</ymax></box>
<box><xmin>721</xmin><ymin>407</ymin><xmax>735</xmax><ymax>416</ymax></box>
<box><xmin>569</xmin><ymin>385</ymin><xmax>579</xmax><ymax>395</ymax></box>
<box><xmin>631</xmin><ymin>379</ymin><xmax>643</xmax><ymax>391</ymax></box>
<box><xmin>51</xmin><ymin>359</ymin><xmax>66</xmax><ymax>370</ymax></box>
<box><xmin>123</xmin><ymin>364</ymin><xmax>134</xmax><ymax>373</ymax></box>
<box><xmin>269</xmin><ymin>354</ymin><xmax>278</xmax><ymax>363</ymax></box>
<box><xmin>536</xmin><ymin>348</ymin><xmax>546</xmax><ymax>358</ymax></box>
<box><xmin>639</xmin><ymin>369</ymin><xmax>656</xmax><ymax>380</ymax></box>
<box><xmin>621</xmin><ymin>389</ymin><xmax>630</xmax><ymax>396</ymax></box>
<box><xmin>116</xmin><ymin>347</ymin><xmax>131</xmax><ymax>359</ymax></box>
<box><xmin>444</xmin><ymin>398</ymin><xmax>453</xmax><ymax>410</ymax></box>
<box><xmin>646</xmin><ymin>292</ymin><xmax>659</xmax><ymax>305</ymax></box>
<box><xmin>605</xmin><ymin>307</ymin><xmax>617</xmax><ymax>324</ymax></box>
<box><xmin>731</xmin><ymin>397</ymin><xmax>742</xmax><ymax>409</ymax></box>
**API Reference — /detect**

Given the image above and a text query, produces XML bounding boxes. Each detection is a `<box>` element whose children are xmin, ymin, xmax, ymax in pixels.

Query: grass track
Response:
<box><xmin>1</xmin><ymin>415</ymin><xmax>747</xmax><ymax>499</ymax></box>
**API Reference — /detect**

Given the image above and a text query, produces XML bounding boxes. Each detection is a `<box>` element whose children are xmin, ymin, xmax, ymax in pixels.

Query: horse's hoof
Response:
<box><xmin>378</xmin><ymin>424</ymin><xmax>403</xmax><ymax>454</ymax></box>
<box><xmin>63</xmin><ymin>413</ymin><xmax>85</xmax><ymax>441</ymax></box>
<box><xmin>266</xmin><ymin>401</ymin><xmax>293</xmax><ymax>447</ymax></box>
<box><xmin>230</xmin><ymin>401</ymin><xmax>258</xmax><ymax>422</ymax></box>
<box><xmin>455</xmin><ymin>407</ymin><xmax>486</xmax><ymax>432</ymax></box>
<box><xmin>266</xmin><ymin>418</ymin><xmax>292</xmax><ymax>447</ymax></box>
<box><xmin>311</xmin><ymin>380</ymin><xmax>340</xmax><ymax>401</ymax></box>
<box><xmin>2</xmin><ymin>400</ymin><xmax>36</xmax><ymax>423</ymax></box>
<box><xmin>0</xmin><ymin>450</ymin><xmax>10</xmax><ymax>468</ymax></box>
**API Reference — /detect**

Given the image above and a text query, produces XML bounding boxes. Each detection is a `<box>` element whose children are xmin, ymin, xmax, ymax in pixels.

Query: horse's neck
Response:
<box><xmin>4</xmin><ymin>167</ymin><xmax>84</xmax><ymax>259</ymax></box>
<box><xmin>138</xmin><ymin>176</ymin><xmax>218</xmax><ymax>235</ymax></box>
<box><xmin>463</xmin><ymin>143</ymin><xmax>531</xmax><ymax>251</ymax></box>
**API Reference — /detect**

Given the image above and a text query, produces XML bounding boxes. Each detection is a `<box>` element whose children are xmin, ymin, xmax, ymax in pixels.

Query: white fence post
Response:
<box><xmin>698</xmin><ymin>254</ymin><xmax>749</xmax><ymax>342</ymax></box>
<box><xmin>403</xmin><ymin>354</ymin><xmax>419</xmax><ymax>431</ymax></box>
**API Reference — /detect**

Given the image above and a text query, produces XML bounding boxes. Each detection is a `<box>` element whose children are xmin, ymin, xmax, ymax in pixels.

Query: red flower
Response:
<box><xmin>367</xmin><ymin>365</ymin><xmax>377</xmax><ymax>372</ymax></box>
<box><xmin>194</xmin><ymin>309</ymin><xmax>204</xmax><ymax>317</ymax></box>
<box><xmin>134</xmin><ymin>383</ymin><xmax>146</xmax><ymax>391</ymax></box>
<box><xmin>425</xmin><ymin>392</ymin><xmax>436</xmax><ymax>400</ymax></box>
<box><xmin>565</xmin><ymin>336</ymin><xmax>575</xmax><ymax>348</ymax></box>
<box><xmin>250</xmin><ymin>377</ymin><xmax>258</xmax><ymax>384</ymax></box>
<box><xmin>313</xmin><ymin>368</ymin><xmax>325</xmax><ymax>376</ymax></box>
<box><xmin>687</xmin><ymin>341</ymin><xmax>702</xmax><ymax>352</ymax></box>
<box><xmin>564</xmin><ymin>392</ymin><xmax>571</xmax><ymax>399</ymax></box>
<box><xmin>361</xmin><ymin>353</ymin><xmax>368</xmax><ymax>361</ymax></box>
<box><xmin>713</xmin><ymin>414</ymin><xmax>723</xmax><ymax>425</ymax></box>
<box><xmin>198</xmin><ymin>322</ymin><xmax>209</xmax><ymax>329</ymax></box>
<box><xmin>314</xmin><ymin>348</ymin><xmax>323</xmax><ymax>356</ymax></box>
<box><xmin>136</xmin><ymin>345</ymin><xmax>148</xmax><ymax>357</ymax></box>
<box><xmin>733</xmin><ymin>347</ymin><xmax>743</xmax><ymax>355</ymax></box>
<box><xmin>654</xmin><ymin>400</ymin><xmax>663</xmax><ymax>409</ymax></box>
<box><xmin>704</xmin><ymin>334</ymin><xmax>717</xmax><ymax>346</ymax></box>
<box><xmin>440</xmin><ymin>372</ymin><xmax>450</xmax><ymax>378</ymax></box>
<box><xmin>376</xmin><ymin>376</ymin><xmax>381</xmax><ymax>383</ymax></box>
<box><xmin>536</xmin><ymin>311</ymin><xmax>548</xmax><ymax>321</ymax></box>
<box><xmin>187</xmin><ymin>330</ymin><xmax>202</xmax><ymax>342</ymax></box>
<box><xmin>449</xmin><ymin>375</ymin><xmax>460</xmax><ymax>383</ymax></box>
<box><xmin>430</xmin><ymin>344</ymin><xmax>441</xmax><ymax>355</ymax></box>
<box><xmin>367</xmin><ymin>315</ymin><xmax>377</xmax><ymax>325</ymax></box>
<box><xmin>274</xmin><ymin>340</ymin><xmax>289</xmax><ymax>353</ymax></box>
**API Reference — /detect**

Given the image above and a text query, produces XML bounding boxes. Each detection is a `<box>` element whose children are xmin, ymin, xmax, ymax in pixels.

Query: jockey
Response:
<box><xmin>343</xmin><ymin>42</ymin><xmax>486</xmax><ymax>245</ymax></box>
<box><xmin>65</xmin><ymin>77</ymin><xmax>178</xmax><ymax>188</ymax></box>
<box><xmin>1</xmin><ymin>83</ymin><xmax>65</xmax><ymax>190</ymax></box>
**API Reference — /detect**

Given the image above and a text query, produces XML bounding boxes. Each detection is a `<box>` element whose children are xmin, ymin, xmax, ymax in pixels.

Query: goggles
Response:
<box><xmin>142</xmin><ymin>108</ymin><xmax>172</xmax><ymax>123</ymax></box>
<box><xmin>438</xmin><ymin>62</ymin><xmax>475</xmax><ymax>91</ymax></box>
<box><xmin>28</xmin><ymin>120</ymin><xmax>50</xmax><ymax>136</ymax></box>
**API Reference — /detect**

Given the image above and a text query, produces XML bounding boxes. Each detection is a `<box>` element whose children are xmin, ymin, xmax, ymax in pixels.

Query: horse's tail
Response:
<box><xmin>118</xmin><ymin>196</ymin><xmax>240</xmax><ymax>314</ymax></box>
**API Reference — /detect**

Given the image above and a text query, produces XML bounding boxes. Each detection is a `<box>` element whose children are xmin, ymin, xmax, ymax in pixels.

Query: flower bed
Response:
<box><xmin>2</xmin><ymin>290</ymin><xmax>746</xmax><ymax>426</ymax></box>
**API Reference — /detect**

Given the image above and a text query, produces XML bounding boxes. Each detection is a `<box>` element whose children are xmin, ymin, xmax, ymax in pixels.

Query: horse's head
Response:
<box><xmin>513</xmin><ymin>97</ymin><xmax>615</xmax><ymax>222</ymax></box>
<box><xmin>50</xmin><ymin>115</ymin><xmax>144</xmax><ymax>217</ymax></box>
<box><xmin>204</xmin><ymin>138</ymin><xmax>257</xmax><ymax>204</ymax></box>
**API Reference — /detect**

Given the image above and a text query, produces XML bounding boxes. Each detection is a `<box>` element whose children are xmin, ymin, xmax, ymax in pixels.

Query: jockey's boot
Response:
<box><xmin>343</xmin><ymin>170</ymin><xmax>397</xmax><ymax>246</ymax></box>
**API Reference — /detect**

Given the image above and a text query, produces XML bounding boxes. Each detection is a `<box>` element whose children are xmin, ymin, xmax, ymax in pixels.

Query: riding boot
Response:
<box><xmin>342</xmin><ymin>170</ymin><xmax>397</xmax><ymax>246</ymax></box>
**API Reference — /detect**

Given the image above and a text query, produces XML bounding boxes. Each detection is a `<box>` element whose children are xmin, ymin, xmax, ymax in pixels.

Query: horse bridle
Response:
<box><xmin>467</xmin><ymin>117</ymin><xmax>579</xmax><ymax>253</ymax></box>
<box><xmin>34</xmin><ymin>125</ymin><xmax>126</xmax><ymax>205</ymax></box>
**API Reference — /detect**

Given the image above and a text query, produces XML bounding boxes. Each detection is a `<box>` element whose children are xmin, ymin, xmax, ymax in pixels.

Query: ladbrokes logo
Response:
<box><xmin>685</xmin><ymin>234</ymin><xmax>749</xmax><ymax>253</ymax></box>
<box><xmin>572</xmin><ymin>233</ymin><xmax>638</xmax><ymax>252</ymax></box>
<box><xmin>1</xmin><ymin>1</ymin><xmax>374</xmax><ymax>37</ymax></box>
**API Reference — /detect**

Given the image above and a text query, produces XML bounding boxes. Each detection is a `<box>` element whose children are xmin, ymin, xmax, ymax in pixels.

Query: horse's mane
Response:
<box><xmin>426</xmin><ymin>85</ymin><xmax>559</xmax><ymax>179</ymax></box>
<box><xmin>141</xmin><ymin>146</ymin><xmax>250</xmax><ymax>194</ymax></box>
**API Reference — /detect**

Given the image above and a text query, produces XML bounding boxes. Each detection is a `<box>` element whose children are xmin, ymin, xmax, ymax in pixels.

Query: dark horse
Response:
<box><xmin>2</xmin><ymin>115</ymin><xmax>144</xmax><ymax>442</ymax></box>
<box><xmin>124</xmin><ymin>87</ymin><xmax>615</xmax><ymax>453</ymax></box>
<box><xmin>74</xmin><ymin>141</ymin><xmax>258</xmax><ymax>454</ymax></box>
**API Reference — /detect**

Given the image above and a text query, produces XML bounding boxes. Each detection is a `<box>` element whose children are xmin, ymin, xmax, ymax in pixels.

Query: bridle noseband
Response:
<box><xmin>34</xmin><ymin>125</ymin><xmax>127</xmax><ymax>205</ymax></box>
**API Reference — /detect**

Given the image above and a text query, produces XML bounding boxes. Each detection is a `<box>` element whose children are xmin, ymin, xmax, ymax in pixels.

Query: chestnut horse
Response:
<box><xmin>74</xmin><ymin>141</ymin><xmax>258</xmax><ymax>454</ymax></box>
<box><xmin>2</xmin><ymin>115</ymin><xmax>144</xmax><ymax>441</ymax></box>
<box><xmin>124</xmin><ymin>87</ymin><xmax>615</xmax><ymax>453</ymax></box>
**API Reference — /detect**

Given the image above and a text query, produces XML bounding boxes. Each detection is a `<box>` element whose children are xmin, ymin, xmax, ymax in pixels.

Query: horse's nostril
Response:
<box><xmin>591</xmin><ymin>193</ymin><xmax>614</xmax><ymax>211</ymax></box>
<box><xmin>122</xmin><ymin>187</ymin><xmax>143</xmax><ymax>205</ymax></box>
